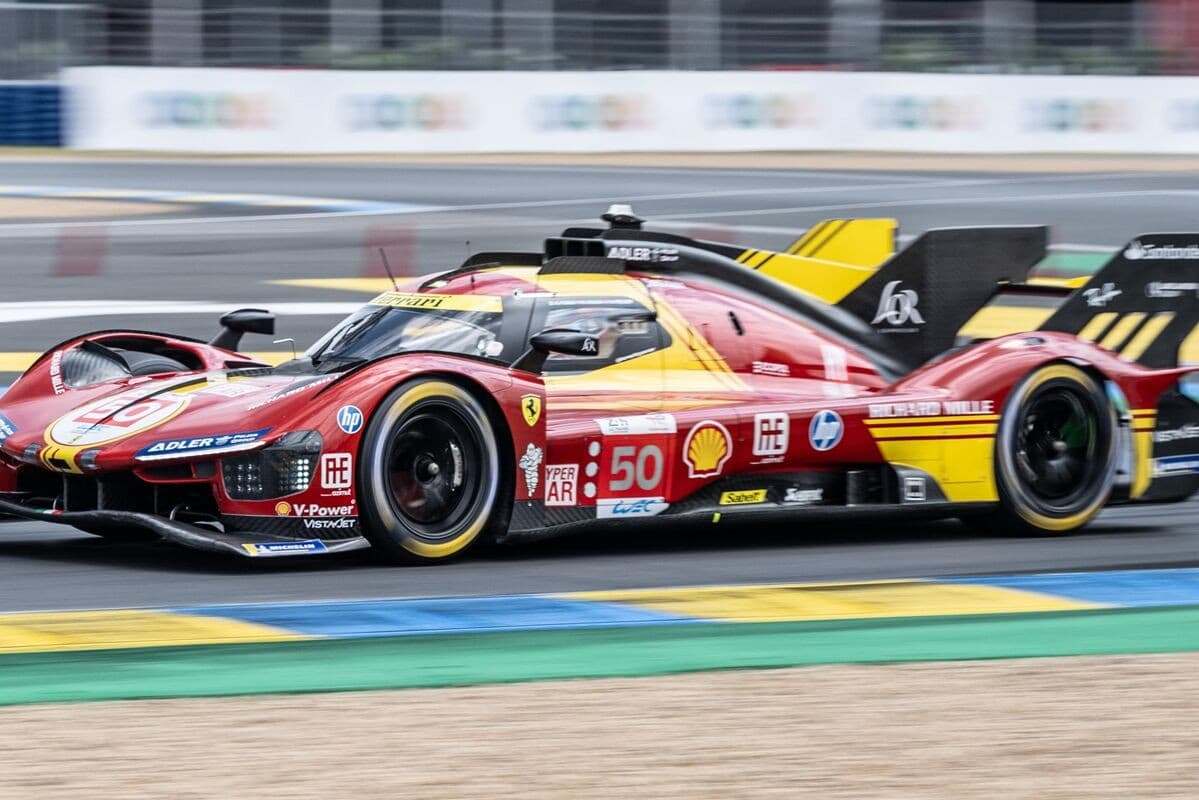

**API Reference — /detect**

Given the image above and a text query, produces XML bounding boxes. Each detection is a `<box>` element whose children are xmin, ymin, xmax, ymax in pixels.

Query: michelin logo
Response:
<box><xmin>242</xmin><ymin>540</ymin><xmax>329</xmax><ymax>556</ymax></box>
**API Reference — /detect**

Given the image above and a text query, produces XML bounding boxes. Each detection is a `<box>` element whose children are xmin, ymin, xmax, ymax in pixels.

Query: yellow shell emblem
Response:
<box><xmin>274</xmin><ymin>501</ymin><xmax>292</xmax><ymax>516</ymax></box>
<box><xmin>683</xmin><ymin>420</ymin><xmax>732</xmax><ymax>479</ymax></box>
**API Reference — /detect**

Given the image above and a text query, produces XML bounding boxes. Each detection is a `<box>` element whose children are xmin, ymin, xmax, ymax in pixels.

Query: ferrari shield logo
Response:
<box><xmin>521</xmin><ymin>394</ymin><xmax>542</xmax><ymax>427</ymax></box>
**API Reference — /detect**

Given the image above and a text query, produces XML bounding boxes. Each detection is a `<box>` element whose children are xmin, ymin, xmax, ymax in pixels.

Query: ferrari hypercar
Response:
<box><xmin>1</xmin><ymin>205</ymin><xmax>1198</xmax><ymax>562</ymax></box>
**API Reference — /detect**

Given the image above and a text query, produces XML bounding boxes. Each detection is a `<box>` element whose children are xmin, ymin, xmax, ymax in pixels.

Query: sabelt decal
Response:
<box><xmin>719</xmin><ymin>489</ymin><xmax>767</xmax><ymax>506</ymax></box>
<box><xmin>320</xmin><ymin>453</ymin><xmax>353</xmax><ymax>495</ymax></box>
<box><xmin>683</xmin><ymin>420</ymin><xmax>732</xmax><ymax>479</ymax></box>
<box><xmin>48</xmin><ymin>388</ymin><xmax>190</xmax><ymax>447</ymax></box>
<box><xmin>596</xmin><ymin>497</ymin><xmax>668</xmax><ymax>518</ymax></box>
<box><xmin>0</xmin><ymin>413</ymin><xmax>16</xmax><ymax>445</ymax></box>
<box><xmin>597</xmin><ymin>413</ymin><xmax>677</xmax><ymax>435</ymax></box>
<box><xmin>135</xmin><ymin>428</ymin><xmax>270</xmax><ymax>461</ymax></box>
<box><xmin>242</xmin><ymin>540</ymin><xmax>329</xmax><ymax>556</ymax></box>
<box><xmin>275</xmin><ymin>501</ymin><xmax>357</xmax><ymax>517</ymax></box>
<box><xmin>545</xmin><ymin>464</ymin><xmax>579</xmax><ymax>507</ymax></box>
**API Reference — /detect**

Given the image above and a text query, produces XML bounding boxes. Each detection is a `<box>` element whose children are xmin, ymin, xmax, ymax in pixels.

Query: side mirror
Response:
<box><xmin>512</xmin><ymin>328</ymin><xmax>599</xmax><ymax>373</ymax></box>
<box><xmin>210</xmin><ymin>308</ymin><xmax>276</xmax><ymax>351</ymax></box>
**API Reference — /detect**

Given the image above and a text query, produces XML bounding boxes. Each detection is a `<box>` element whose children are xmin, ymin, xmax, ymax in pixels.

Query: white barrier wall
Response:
<box><xmin>65</xmin><ymin>67</ymin><xmax>1199</xmax><ymax>154</ymax></box>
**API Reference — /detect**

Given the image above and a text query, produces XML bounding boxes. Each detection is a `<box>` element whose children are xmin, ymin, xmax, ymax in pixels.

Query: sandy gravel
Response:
<box><xmin>1</xmin><ymin>653</ymin><xmax>1196</xmax><ymax>799</ymax></box>
<box><xmin>0</xmin><ymin>197</ymin><xmax>186</xmax><ymax>220</ymax></box>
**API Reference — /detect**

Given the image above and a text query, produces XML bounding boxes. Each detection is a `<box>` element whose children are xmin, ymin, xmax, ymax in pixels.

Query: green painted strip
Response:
<box><xmin>3</xmin><ymin>606</ymin><xmax>1198</xmax><ymax>706</ymax></box>
<box><xmin>1034</xmin><ymin>252</ymin><xmax>1109</xmax><ymax>276</ymax></box>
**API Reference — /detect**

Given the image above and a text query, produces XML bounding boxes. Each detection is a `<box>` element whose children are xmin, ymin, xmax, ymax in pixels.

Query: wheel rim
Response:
<box><xmin>386</xmin><ymin>402</ymin><xmax>484</xmax><ymax>539</ymax></box>
<box><xmin>1014</xmin><ymin>385</ymin><xmax>1101</xmax><ymax>508</ymax></box>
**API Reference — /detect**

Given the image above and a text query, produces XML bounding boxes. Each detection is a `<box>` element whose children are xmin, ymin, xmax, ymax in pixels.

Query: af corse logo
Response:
<box><xmin>320</xmin><ymin>453</ymin><xmax>353</xmax><ymax>491</ymax></box>
<box><xmin>752</xmin><ymin>412</ymin><xmax>789</xmax><ymax>457</ymax></box>
<box><xmin>871</xmin><ymin>280</ymin><xmax>924</xmax><ymax>328</ymax></box>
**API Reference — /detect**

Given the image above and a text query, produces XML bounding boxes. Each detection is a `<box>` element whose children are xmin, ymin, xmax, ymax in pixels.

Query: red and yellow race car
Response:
<box><xmin>0</xmin><ymin>206</ymin><xmax>1197</xmax><ymax>562</ymax></box>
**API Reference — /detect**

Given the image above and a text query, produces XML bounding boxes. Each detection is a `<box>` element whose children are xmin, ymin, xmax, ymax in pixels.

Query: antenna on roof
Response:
<box><xmin>378</xmin><ymin>247</ymin><xmax>400</xmax><ymax>292</ymax></box>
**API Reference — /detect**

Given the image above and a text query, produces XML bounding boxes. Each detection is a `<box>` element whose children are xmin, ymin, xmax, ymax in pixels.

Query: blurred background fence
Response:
<box><xmin>2</xmin><ymin>0</ymin><xmax>1198</xmax><ymax>79</ymax></box>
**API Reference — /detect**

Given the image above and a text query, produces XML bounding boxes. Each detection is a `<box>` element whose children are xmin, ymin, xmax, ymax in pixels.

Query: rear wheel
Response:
<box><xmin>974</xmin><ymin>363</ymin><xmax>1116</xmax><ymax>536</ymax></box>
<box><xmin>358</xmin><ymin>379</ymin><xmax>510</xmax><ymax>563</ymax></box>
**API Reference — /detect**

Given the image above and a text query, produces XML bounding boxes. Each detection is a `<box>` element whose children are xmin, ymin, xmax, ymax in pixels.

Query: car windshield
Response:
<box><xmin>306</xmin><ymin>292</ymin><xmax>506</xmax><ymax>367</ymax></box>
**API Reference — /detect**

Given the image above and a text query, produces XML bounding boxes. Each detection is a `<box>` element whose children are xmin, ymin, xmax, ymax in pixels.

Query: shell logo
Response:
<box><xmin>275</xmin><ymin>502</ymin><xmax>292</xmax><ymax>516</ymax></box>
<box><xmin>683</xmin><ymin>420</ymin><xmax>732</xmax><ymax>479</ymax></box>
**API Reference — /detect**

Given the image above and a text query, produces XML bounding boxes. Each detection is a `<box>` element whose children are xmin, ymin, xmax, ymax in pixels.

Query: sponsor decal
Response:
<box><xmin>302</xmin><ymin>517</ymin><xmax>357</xmax><ymax>531</ymax></box>
<box><xmin>320</xmin><ymin>453</ymin><xmax>353</xmax><ymax>493</ymax></box>
<box><xmin>1155</xmin><ymin>425</ymin><xmax>1199</xmax><ymax>444</ymax></box>
<box><xmin>49</xmin><ymin>350</ymin><xmax>64</xmax><ymax>395</ymax></box>
<box><xmin>519</xmin><ymin>443</ymin><xmax>543</xmax><ymax>495</ymax></box>
<box><xmin>753</xmin><ymin>412</ymin><xmax>789</xmax><ymax>458</ymax></box>
<box><xmin>751</xmin><ymin>361</ymin><xmax>790</xmax><ymax>377</ymax></box>
<box><xmin>245</xmin><ymin>376</ymin><xmax>335</xmax><ymax>411</ymax></box>
<box><xmin>808</xmin><ymin>410</ymin><xmax>843</xmax><ymax>452</ymax></box>
<box><xmin>1083</xmin><ymin>282</ymin><xmax>1122</xmax><ymax>308</ymax></box>
<box><xmin>784</xmin><ymin>487</ymin><xmax>824</xmax><ymax>505</ymax></box>
<box><xmin>597</xmin><ymin>413</ymin><xmax>677</xmax><ymax>436</ymax></box>
<box><xmin>343</xmin><ymin>94</ymin><xmax>468</xmax><ymax>131</ymax></box>
<box><xmin>903</xmin><ymin>475</ymin><xmax>927</xmax><ymax>502</ymax></box>
<box><xmin>0</xmin><ymin>412</ymin><xmax>16</xmax><ymax>445</ymax></box>
<box><xmin>868</xmin><ymin>400</ymin><xmax>994</xmax><ymax>418</ymax></box>
<box><xmin>48</xmin><ymin>388</ymin><xmax>190</xmax><ymax>447</ymax></box>
<box><xmin>596</xmin><ymin>497</ymin><xmax>669</xmax><ymax>518</ymax></box>
<box><xmin>704</xmin><ymin>93</ymin><xmax>820</xmax><ymax>129</ymax></box>
<box><xmin>521</xmin><ymin>394</ymin><xmax>542</xmax><ymax>427</ymax></box>
<box><xmin>867</xmin><ymin>95</ymin><xmax>982</xmax><ymax>131</ymax></box>
<box><xmin>1022</xmin><ymin>98</ymin><xmax>1129</xmax><ymax>133</ymax></box>
<box><xmin>529</xmin><ymin>94</ymin><xmax>648</xmax><ymax>131</ymax></box>
<box><xmin>605</xmin><ymin>245</ymin><xmax>679</xmax><ymax>263</ymax></box>
<box><xmin>1126</xmin><ymin>241</ymin><xmax>1199</xmax><ymax>262</ymax></box>
<box><xmin>199</xmin><ymin>381</ymin><xmax>263</xmax><ymax>399</ymax></box>
<box><xmin>821</xmin><ymin>345</ymin><xmax>848</xmax><ymax>382</ymax></box>
<box><xmin>135</xmin><ymin>428</ymin><xmax>271</xmax><ymax>461</ymax></box>
<box><xmin>719</xmin><ymin>489</ymin><xmax>767</xmax><ymax>506</ymax></box>
<box><xmin>1146</xmin><ymin>281</ymin><xmax>1199</xmax><ymax>299</ymax></box>
<box><xmin>683</xmin><ymin>420</ymin><xmax>733</xmax><ymax>479</ymax></box>
<box><xmin>1153</xmin><ymin>455</ymin><xmax>1199</xmax><ymax>476</ymax></box>
<box><xmin>242</xmin><ymin>540</ymin><xmax>329</xmax><ymax>557</ymax></box>
<box><xmin>278</xmin><ymin>501</ymin><xmax>356</xmax><ymax>517</ymax></box>
<box><xmin>142</xmin><ymin>92</ymin><xmax>276</xmax><ymax>129</ymax></box>
<box><xmin>545</xmin><ymin>464</ymin><xmax>579</xmax><ymax>507</ymax></box>
<box><xmin>871</xmin><ymin>280</ymin><xmax>924</xmax><ymax>329</ymax></box>
<box><xmin>336</xmin><ymin>405</ymin><xmax>364</xmax><ymax>435</ymax></box>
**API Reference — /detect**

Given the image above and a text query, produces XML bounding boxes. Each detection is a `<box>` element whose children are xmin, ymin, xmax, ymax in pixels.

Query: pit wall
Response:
<box><xmin>63</xmin><ymin>67</ymin><xmax>1199</xmax><ymax>154</ymax></box>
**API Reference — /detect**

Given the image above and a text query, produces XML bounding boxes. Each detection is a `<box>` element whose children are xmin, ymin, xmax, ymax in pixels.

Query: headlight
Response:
<box><xmin>222</xmin><ymin>430</ymin><xmax>321</xmax><ymax>500</ymax></box>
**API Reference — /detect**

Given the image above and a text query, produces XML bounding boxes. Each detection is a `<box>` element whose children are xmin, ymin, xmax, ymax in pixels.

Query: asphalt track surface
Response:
<box><xmin>0</xmin><ymin>158</ymin><xmax>1196</xmax><ymax>611</ymax></box>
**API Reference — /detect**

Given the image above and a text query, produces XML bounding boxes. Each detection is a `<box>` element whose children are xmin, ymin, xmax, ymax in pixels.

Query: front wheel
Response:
<box><xmin>358</xmin><ymin>379</ymin><xmax>510</xmax><ymax>564</ymax></box>
<box><xmin>974</xmin><ymin>363</ymin><xmax>1117</xmax><ymax>536</ymax></box>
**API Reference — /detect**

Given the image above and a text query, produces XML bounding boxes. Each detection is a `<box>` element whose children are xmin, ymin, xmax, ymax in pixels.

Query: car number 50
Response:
<box><xmin>609</xmin><ymin>445</ymin><xmax>664</xmax><ymax>491</ymax></box>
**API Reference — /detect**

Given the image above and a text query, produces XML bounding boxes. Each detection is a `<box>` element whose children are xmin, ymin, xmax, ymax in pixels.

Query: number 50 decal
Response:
<box><xmin>609</xmin><ymin>445</ymin><xmax>665</xmax><ymax>492</ymax></box>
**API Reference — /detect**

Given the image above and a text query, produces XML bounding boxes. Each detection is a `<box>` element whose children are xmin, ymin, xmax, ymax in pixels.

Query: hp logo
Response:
<box><xmin>336</xmin><ymin>405</ymin><xmax>364</xmax><ymax>435</ymax></box>
<box><xmin>808</xmin><ymin>410</ymin><xmax>843</xmax><ymax>452</ymax></box>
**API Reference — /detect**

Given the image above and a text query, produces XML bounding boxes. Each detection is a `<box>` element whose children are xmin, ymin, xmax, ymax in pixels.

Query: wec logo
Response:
<box><xmin>871</xmin><ymin>280</ymin><xmax>924</xmax><ymax>328</ymax></box>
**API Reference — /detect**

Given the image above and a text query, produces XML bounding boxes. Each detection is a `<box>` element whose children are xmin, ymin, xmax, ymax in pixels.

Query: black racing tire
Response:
<box><xmin>358</xmin><ymin>379</ymin><xmax>511</xmax><ymax>564</ymax></box>
<box><xmin>972</xmin><ymin>363</ymin><xmax>1117</xmax><ymax>536</ymax></box>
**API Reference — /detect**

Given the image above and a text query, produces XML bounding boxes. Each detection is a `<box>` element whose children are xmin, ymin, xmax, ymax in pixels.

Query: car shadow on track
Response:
<box><xmin>0</xmin><ymin>513</ymin><xmax>1182</xmax><ymax>575</ymax></box>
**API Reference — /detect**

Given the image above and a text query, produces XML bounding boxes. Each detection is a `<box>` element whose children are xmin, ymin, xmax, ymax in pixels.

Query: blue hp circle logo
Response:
<box><xmin>808</xmin><ymin>410</ymin><xmax>843</xmax><ymax>452</ymax></box>
<box><xmin>336</xmin><ymin>405</ymin><xmax>364</xmax><ymax>435</ymax></box>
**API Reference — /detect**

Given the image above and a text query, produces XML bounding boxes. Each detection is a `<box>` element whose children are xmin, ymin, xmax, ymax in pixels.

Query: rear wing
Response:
<box><xmin>1040</xmin><ymin>234</ymin><xmax>1199</xmax><ymax>368</ymax></box>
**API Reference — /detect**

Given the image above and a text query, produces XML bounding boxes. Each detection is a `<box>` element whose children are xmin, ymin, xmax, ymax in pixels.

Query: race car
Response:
<box><xmin>1</xmin><ymin>205</ymin><xmax>1197</xmax><ymax>563</ymax></box>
